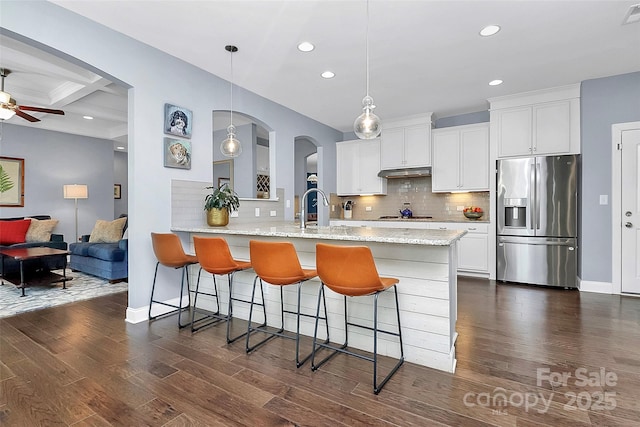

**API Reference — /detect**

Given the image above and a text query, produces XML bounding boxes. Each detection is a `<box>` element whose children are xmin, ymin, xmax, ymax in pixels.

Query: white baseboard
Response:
<box><xmin>579</xmin><ymin>280</ymin><xmax>614</xmax><ymax>294</ymax></box>
<box><xmin>125</xmin><ymin>306</ymin><xmax>148</xmax><ymax>324</ymax></box>
<box><xmin>125</xmin><ymin>297</ymin><xmax>186</xmax><ymax>324</ymax></box>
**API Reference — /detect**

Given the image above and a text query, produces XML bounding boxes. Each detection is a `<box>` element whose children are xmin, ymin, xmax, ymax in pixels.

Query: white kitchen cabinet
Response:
<box><xmin>336</xmin><ymin>138</ymin><xmax>387</xmax><ymax>195</ymax></box>
<box><xmin>429</xmin><ymin>222</ymin><xmax>489</xmax><ymax>275</ymax></box>
<box><xmin>331</xmin><ymin>219</ymin><xmax>489</xmax><ymax>276</ymax></box>
<box><xmin>490</xmin><ymin>84</ymin><xmax>580</xmax><ymax>158</ymax></box>
<box><xmin>380</xmin><ymin>114</ymin><xmax>432</xmax><ymax>169</ymax></box>
<box><xmin>432</xmin><ymin>123</ymin><xmax>489</xmax><ymax>192</ymax></box>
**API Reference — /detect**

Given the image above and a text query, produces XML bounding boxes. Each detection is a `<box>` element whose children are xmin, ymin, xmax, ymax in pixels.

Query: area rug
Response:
<box><xmin>0</xmin><ymin>269</ymin><xmax>128</xmax><ymax>318</ymax></box>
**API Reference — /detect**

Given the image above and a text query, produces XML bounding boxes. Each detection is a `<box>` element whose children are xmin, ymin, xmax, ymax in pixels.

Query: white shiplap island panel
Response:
<box><xmin>172</xmin><ymin>222</ymin><xmax>465</xmax><ymax>373</ymax></box>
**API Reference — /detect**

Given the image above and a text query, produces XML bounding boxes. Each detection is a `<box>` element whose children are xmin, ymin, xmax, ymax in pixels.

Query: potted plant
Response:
<box><xmin>204</xmin><ymin>184</ymin><xmax>240</xmax><ymax>226</ymax></box>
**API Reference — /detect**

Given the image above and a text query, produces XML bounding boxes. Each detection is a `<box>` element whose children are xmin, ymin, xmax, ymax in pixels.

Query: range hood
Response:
<box><xmin>378</xmin><ymin>167</ymin><xmax>432</xmax><ymax>179</ymax></box>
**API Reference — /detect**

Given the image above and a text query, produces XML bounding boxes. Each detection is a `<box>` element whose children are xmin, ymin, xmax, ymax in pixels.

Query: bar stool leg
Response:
<box><xmin>372</xmin><ymin>285</ymin><xmax>404</xmax><ymax>394</ymax></box>
<box><xmin>149</xmin><ymin>262</ymin><xmax>191</xmax><ymax>328</ymax></box>
<box><xmin>296</xmin><ymin>281</ymin><xmax>330</xmax><ymax>368</ymax></box>
<box><xmin>246</xmin><ymin>277</ymin><xmax>277</xmax><ymax>352</ymax></box>
<box><xmin>191</xmin><ymin>268</ymin><xmax>225</xmax><ymax>332</ymax></box>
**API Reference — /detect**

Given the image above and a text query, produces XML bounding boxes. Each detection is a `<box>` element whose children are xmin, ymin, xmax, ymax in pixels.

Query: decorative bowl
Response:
<box><xmin>464</xmin><ymin>211</ymin><xmax>484</xmax><ymax>220</ymax></box>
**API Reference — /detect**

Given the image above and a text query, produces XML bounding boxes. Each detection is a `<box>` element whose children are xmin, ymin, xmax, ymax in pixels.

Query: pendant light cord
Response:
<box><xmin>230</xmin><ymin>50</ymin><xmax>234</xmax><ymax>127</ymax></box>
<box><xmin>365</xmin><ymin>0</ymin><xmax>370</xmax><ymax>98</ymax></box>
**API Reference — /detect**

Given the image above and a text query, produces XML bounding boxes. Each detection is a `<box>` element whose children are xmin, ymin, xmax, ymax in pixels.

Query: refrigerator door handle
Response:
<box><xmin>535</xmin><ymin>161</ymin><xmax>541</xmax><ymax>230</ymax></box>
<box><xmin>529</xmin><ymin>161</ymin><xmax>536</xmax><ymax>230</ymax></box>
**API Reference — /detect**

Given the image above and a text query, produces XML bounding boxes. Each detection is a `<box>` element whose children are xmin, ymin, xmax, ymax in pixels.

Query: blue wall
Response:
<box><xmin>0</xmin><ymin>124</ymin><xmax>115</xmax><ymax>243</ymax></box>
<box><xmin>580</xmin><ymin>71</ymin><xmax>640</xmax><ymax>283</ymax></box>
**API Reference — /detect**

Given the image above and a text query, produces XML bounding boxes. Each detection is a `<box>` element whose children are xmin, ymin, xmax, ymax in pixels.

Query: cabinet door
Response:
<box><xmin>380</xmin><ymin>127</ymin><xmax>404</xmax><ymax>169</ymax></box>
<box><xmin>533</xmin><ymin>101</ymin><xmax>571</xmax><ymax>155</ymax></box>
<box><xmin>458</xmin><ymin>233</ymin><xmax>489</xmax><ymax>272</ymax></box>
<box><xmin>432</xmin><ymin>130</ymin><xmax>460</xmax><ymax>192</ymax></box>
<box><xmin>336</xmin><ymin>141</ymin><xmax>359</xmax><ymax>195</ymax></box>
<box><xmin>358</xmin><ymin>139</ymin><xmax>385</xmax><ymax>194</ymax></box>
<box><xmin>496</xmin><ymin>107</ymin><xmax>532</xmax><ymax>157</ymax></box>
<box><xmin>404</xmin><ymin>124</ymin><xmax>431</xmax><ymax>167</ymax></box>
<box><xmin>460</xmin><ymin>126</ymin><xmax>489</xmax><ymax>191</ymax></box>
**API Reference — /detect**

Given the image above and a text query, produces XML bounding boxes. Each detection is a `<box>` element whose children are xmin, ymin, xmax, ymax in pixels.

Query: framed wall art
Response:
<box><xmin>164</xmin><ymin>103</ymin><xmax>192</xmax><ymax>138</ymax></box>
<box><xmin>0</xmin><ymin>156</ymin><xmax>25</xmax><ymax>207</ymax></box>
<box><xmin>114</xmin><ymin>184</ymin><xmax>122</xmax><ymax>199</ymax></box>
<box><xmin>164</xmin><ymin>138</ymin><xmax>192</xmax><ymax>169</ymax></box>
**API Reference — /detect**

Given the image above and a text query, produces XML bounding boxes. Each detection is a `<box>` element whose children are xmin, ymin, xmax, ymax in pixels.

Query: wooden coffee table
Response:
<box><xmin>0</xmin><ymin>247</ymin><xmax>71</xmax><ymax>297</ymax></box>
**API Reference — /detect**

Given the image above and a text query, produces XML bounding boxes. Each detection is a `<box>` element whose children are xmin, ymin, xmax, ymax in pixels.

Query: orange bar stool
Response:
<box><xmin>192</xmin><ymin>236</ymin><xmax>252</xmax><ymax>341</ymax></box>
<box><xmin>149</xmin><ymin>232</ymin><xmax>199</xmax><ymax>328</ymax></box>
<box><xmin>246</xmin><ymin>240</ymin><xmax>329</xmax><ymax>368</ymax></box>
<box><xmin>312</xmin><ymin>243</ymin><xmax>404</xmax><ymax>394</ymax></box>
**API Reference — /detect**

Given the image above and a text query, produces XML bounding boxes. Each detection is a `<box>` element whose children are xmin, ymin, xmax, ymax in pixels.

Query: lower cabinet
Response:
<box><xmin>429</xmin><ymin>222</ymin><xmax>488</xmax><ymax>276</ymax></box>
<box><xmin>330</xmin><ymin>220</ymin><xmax>489</xmax><ymax>276</ymax></box>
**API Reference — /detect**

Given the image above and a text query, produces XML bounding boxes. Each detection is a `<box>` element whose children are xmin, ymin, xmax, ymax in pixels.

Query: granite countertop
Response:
<box><xmin>172</xmin><ymin>221</ymin><xmax>466</xmax><ymax>246</ymax></box>
<box><xmin>334</xmin><ymin>217</ymin><xmax>490</xmax><ymax>224</ymax></box>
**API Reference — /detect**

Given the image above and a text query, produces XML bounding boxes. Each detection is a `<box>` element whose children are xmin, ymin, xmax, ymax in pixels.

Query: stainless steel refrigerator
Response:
<box><xmin>497</xmin><ymin>155</ymin><xmax>579</xmax><ymax>288</ymax></box>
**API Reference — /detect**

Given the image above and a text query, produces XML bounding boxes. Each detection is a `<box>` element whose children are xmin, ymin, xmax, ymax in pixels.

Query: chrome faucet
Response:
<box><xmin>300</xmin><ymin>188</ymin><xmax>329</xmax><ymax>229</ymax></box>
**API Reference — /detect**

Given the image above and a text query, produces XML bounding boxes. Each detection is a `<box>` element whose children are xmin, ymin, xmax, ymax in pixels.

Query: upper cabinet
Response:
<box><xmin>432</xmin><ymin>123</ymin><xmax>489</xmax><ymax>192</ymax></box>
<box><xmin>336</xmin><ymin>138</ymin><xmax>387</xmax><ymax>196</ymax></box>
<box><xmin>489</xmin><ymin>84</ymin><xmax>580</xmax><ymax>158</ymax></box>
<box><xmin>380</xmin><ymin>114</ymin><xmax>433</xmax><ymax>169</ymax></box>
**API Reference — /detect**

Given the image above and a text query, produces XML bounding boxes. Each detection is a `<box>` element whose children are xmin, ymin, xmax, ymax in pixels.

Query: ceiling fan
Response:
<box><xmin>0</xmin><ymin>68</ymin><xmax>65</xmax><ymax>122</ymax></box>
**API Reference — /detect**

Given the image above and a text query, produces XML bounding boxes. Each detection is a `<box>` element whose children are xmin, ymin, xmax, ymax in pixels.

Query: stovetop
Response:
<box><xmin>379</xmin><ymin>215</ymin><xmax>433</xmax><ymax>220</ymax></box>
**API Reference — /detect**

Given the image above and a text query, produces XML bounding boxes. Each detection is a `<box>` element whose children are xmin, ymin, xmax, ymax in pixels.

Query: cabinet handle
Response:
<box><xmin>439</xmin><ymin>227</ymin><xmax>447</xmax><ymax>230</ymax></box>
<box><xmin>468</xmin><ymin>227</ymin><xmax>477</xmax><ymax>230</ymax></box>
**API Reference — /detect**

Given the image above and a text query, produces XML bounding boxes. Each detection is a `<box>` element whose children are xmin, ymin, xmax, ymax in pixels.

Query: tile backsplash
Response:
<box><xmin>333</xmin><ymin>177</ymin><xmax>490</xmax><ymax>221</ymax></box>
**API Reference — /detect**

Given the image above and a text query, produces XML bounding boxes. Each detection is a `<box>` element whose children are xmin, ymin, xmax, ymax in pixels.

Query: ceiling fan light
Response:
<box><xmin>0</xmin><ymin>108</ymin><xmax>16</xmax><ymax>120</ymax></box>
<box><xmin>0</xmin><ymin>91</ymin><xmax>10</xmax><ymax>104</ymax></box>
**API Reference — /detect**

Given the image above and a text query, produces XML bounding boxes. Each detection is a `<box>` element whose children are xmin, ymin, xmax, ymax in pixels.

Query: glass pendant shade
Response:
<box><xmin>354</xmin><ymin>95</ymin><xmax>381</xmax><ymax>139</ymax></box>
<box><xmin>219</xmin><ymin>45</ymin><xmax>242</xmax><ymax>158</ymax></box>
<box><xmin>220</xmin><ymin>124</ymin><xmax>242</xmax><ymax>157</ymax></box>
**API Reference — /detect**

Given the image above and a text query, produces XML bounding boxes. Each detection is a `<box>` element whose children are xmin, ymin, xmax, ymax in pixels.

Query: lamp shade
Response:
<box><xmin>63</xmin><ymin>184</ymin><xmax>88</xmax><ymax>199</ymax></box>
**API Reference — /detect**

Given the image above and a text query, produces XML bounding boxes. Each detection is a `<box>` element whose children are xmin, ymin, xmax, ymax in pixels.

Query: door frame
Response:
<box><xmin>612</xmin><ymin>121</ymin><xmax>640</xmax><ymax>294</ymax></box>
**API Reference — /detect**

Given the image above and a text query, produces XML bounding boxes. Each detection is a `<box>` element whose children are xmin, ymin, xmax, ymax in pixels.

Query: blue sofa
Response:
<box><xmin>0</xmin><ymin>215</ymin><xmax>68</xmax><ymax>276</ymax></box>
<box><xmin>68</xmin><ymin>216</ymin><xmax>128</xmax><ymax>283</ymax></box>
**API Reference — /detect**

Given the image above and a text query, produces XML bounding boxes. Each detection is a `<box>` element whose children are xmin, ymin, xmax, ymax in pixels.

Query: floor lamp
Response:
<box><xmin>64</xmin><ymin>184</ymin><xmax>88</xmax><ymax>242</ymax></box>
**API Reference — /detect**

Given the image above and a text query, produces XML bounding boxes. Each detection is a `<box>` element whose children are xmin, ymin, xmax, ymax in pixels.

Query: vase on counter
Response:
<box><xmin>206</xmin><ymin>207</ymin><xmax>229</xmax><ymax>226</ymax></box>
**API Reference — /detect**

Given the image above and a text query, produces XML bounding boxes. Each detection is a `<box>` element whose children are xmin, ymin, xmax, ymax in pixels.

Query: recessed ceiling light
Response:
<box><xmin>83</xmin><ymin>115</ymin><xmax>94</xmax><ymax>120</ymax></box>
<box><xmin>480</xmin><ymin>25</ymin><xmax>501</xmax><ymax>37</ymax></box>
<box><xmin>297</xmin><ymin>42</ymin><xmax>315</xmax><ymax>52</ymax></box>
<box><xmin>489</xmin><ymin>79</ymin><xmax>503</xmax><ymax>86</ymax></box>
<box><xmin>321</xmin><ymin>71</ymin><xmax>335</xmax><ymax>79</ymax></box>
<box><xmin>116</xmin><ymin>146</ymin><xmax>125</xmax><ymax>150</ymax></box>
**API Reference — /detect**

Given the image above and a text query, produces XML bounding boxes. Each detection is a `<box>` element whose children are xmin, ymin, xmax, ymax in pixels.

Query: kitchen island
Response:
<box><xmin>172</xmin><ymin>222</ymin><xmax>465</xmax><ymax>373</ymax></box>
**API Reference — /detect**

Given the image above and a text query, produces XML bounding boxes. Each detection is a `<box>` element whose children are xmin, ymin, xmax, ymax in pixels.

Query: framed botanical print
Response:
<box><xmin>0</xmin><ymin>156</ymin><xmax>25</xmax><ymax>207</ymax></box>
<box><xmin>164</xmin><ymin>103</ymin><xmax>192</xmax><ymax>138</ymax></box>
<box><xmin>164</xmin><ymin>138</ymin><xmax>192</xmax><ymax>169</ymax></box>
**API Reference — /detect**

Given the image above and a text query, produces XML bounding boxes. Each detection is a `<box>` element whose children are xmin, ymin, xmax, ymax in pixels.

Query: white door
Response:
<box><xmin>622</xmin><ymin>128</ymin><xmax>640</xmax><ymax>294</ymax></box>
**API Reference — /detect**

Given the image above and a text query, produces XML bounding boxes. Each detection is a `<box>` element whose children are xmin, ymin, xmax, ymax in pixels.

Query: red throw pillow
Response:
<box><xmin>0</xmin><ymin>219</ymin><xmax>32</xmax><ymax>245</ymax></box>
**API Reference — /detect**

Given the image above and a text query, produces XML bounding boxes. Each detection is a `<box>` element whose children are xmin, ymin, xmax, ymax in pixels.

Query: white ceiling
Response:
<box><xmin>2</xmin><ymin>1</ymin><xmax>639</xmax><ymax>149</ymax></box>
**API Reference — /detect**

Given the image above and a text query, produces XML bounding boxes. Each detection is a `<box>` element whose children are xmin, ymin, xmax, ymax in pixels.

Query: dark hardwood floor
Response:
<box><xmin>1</xmin><ymin>277</ymin><xmax>639</xmax><ymax>426</ymax></box>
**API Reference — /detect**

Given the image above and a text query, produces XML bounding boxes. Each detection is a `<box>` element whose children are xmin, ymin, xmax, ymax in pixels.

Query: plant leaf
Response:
<box><xmin>0</xmin><ymin>165</ymin><xmax>15</xmax><ymax>193</ymax></box>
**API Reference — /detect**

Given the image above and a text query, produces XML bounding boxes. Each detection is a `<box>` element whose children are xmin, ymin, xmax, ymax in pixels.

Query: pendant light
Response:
<box><xmin>220</xmin><ymin>45</ymin><xmax>242</xmax><ymax>157</ymax></box>
<box><xmin>353</xmin><ymin>0</ymin><xmax>381</xmax><ymax>139</ymax></box>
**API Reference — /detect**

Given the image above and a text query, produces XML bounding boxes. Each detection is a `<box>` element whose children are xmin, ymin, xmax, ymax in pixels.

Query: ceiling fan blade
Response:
<box><xmin>18</xmin><ymin>105</ymin><xmax>65</xmax><ymax>115</ymax></box>
<box><xmin>14</xmin><ymin>109</ymin><xmax>41</xmax><ymax>122</ymax></box>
